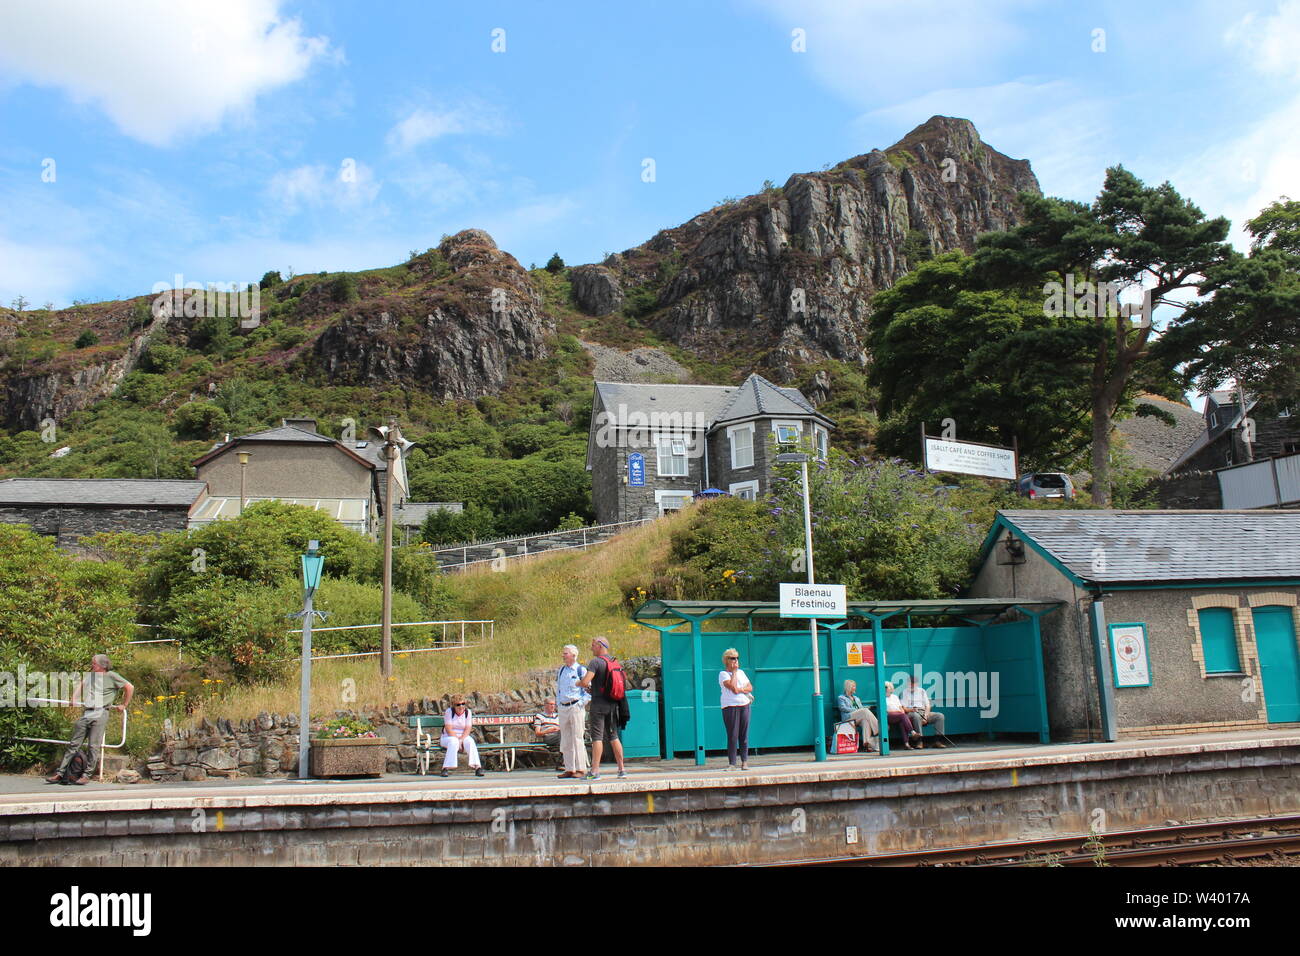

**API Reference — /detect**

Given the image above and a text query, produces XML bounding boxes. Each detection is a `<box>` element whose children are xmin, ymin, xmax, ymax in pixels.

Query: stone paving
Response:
<box><xmin>2</xmin><ymin>729</ymin><xmax>1295</xmax><ymax>815</ymax></box>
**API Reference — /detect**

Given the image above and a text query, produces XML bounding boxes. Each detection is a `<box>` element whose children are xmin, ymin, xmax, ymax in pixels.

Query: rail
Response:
<box><xmin>423</xmin><ymin>517</ymin><xmax>653</xmax><ymax>570</ymax></box>
<box><xmin>272</xmin><ymin>618</ymin><xmax>493</xmax><ymax>663</ymax></box>
<box><xmin>15</xmin><ymin>697</ymin><xmax>128</xmax><ymax>783</ymax></box>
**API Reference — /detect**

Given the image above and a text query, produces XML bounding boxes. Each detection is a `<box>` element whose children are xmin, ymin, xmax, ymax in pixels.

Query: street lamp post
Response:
<box><xmin>238</xmin><ymin>451</ymin><xmax>250</xmax><ymax>514</ymax></box>
<box><xmin>776</xmin><ymin>451</ymin><xmax>826</xmax><ymax>761</ymax></box>
<box><xmin>297</xmin><ymin>540</ymin><xmax>325</xmax><ymax>779</ymax></box>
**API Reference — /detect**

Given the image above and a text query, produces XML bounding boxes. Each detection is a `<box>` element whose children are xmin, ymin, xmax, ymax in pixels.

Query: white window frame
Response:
<box><xmin>729</xmin><ymin>480</ymin><xmax>759</xmax><ymax>501</ymax></box>
<box><xmin>814</xmin><ymin>426</ymin><xmax>829</xmax><ymax>461</ymax></box>
<box><xmin>728</xmin><ymin>423</ymin><xmax>755</xmax><ymax>470</ymax></box>
<box><xmin>772</xmin><ymin>420</ymin><xmax>803</xmax><ymax>445</ymax></box>
<box><xmin>654</xmin><ymin>490</ymin><xmax>692</xmax><ymax>514</ymax></box>
<box><xmin>656</xmin><ymin>434</ymin><xmax>689</xmax><ymax>477</ymax></box>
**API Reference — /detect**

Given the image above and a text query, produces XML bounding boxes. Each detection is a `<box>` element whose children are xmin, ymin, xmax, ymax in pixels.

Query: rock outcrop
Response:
<box><xmin>313</xmin><ymin>230</ymin><xmax>552</xmax><ymax>400</ymax></box>
<box><xmin>575</xmin><ymin>116</ymin><xmax>1040</xmax><ymax>381</ymax></box>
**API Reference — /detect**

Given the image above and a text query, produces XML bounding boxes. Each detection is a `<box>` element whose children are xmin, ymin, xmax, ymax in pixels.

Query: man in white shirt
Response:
<box><xmin>901</xmin><ymin>675</ymin><xmax>948</xmax><ymax>749</ymax></box>
<box><xmin>555</xmin><ymin>645</ymin><xmax>590</xmax><ymax>778</ymax></box>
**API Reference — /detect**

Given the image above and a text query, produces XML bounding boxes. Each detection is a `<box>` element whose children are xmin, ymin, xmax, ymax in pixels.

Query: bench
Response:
<box><xmin>409</xmin><ymin>714</ymin><xmax>556</xmax><ymax>774</ymax></box>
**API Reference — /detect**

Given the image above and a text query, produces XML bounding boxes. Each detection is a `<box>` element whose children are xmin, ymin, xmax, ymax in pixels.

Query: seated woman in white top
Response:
<box><xmin>441</xmin><ymin>695</ymin><xmax>485</xmax><ymax>777</ymax></box>
<box><xmin>884</xmin><ymin>681</ymin><xmax>920</xmax><ymax>750</ymax></box>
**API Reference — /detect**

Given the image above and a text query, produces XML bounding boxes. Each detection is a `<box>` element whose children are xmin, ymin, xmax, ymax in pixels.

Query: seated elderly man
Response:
<box><xmin>901</xmin><ymin>674</ymin><xmax>949</xmax><ymax>749</ymax></box>
<box><xmin>532</xmin><ymin>697</ymin><xmax>563</xmax><ymax>770</ymax></box>
<box><xmin>836</xmin><ymin>679</ymin><xmax>880</xmax><ymax>752</ymax></box>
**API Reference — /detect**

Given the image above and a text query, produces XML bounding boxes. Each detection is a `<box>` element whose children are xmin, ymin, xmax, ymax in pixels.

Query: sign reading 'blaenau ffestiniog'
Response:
<box><xmin>779</xmin><ymin>582</ymin><xmax>847</xmax><ymax>618</ymax></box>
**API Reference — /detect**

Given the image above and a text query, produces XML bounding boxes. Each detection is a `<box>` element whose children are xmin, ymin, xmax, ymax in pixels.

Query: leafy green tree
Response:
<box><xmin>329</xmin><ymin>274</ymin><xmax>359</xmax><ymax>303</ymax></box>
<box><xmin>140</xmin><ymin>342</ymin><xmax>184</xmax><ymax>373</ymax></box>
<box><xmin>1156</xmin><ymin>198</ymin><xmax>1300</xmax><ymax>407</ymax></box>
<box><xmin>545</xmin><ymin>253</ymin><xmax>565</xmax><ymax>273</ymax></box>
<box><xmin>868</xmin><ymin>251</ymin><xmax>1097</xmax><ymax>469</ymax></box>
<box><xmin>0</xmin><ymin>525</ymin><xmax>135</xmax><ymax>769</ymax></box>
<box><xmin>974</xmin><ymin>167</ymin><xmax>1232</xmax><ymax>503</ymax></box>
<box><xmin>173</xmin><ymin>400</ymin><xmax>230</xmax><ymax>440</ymax></box>
<box><xmin>74</xmin><ymin>330</ymin><xmax>99</xmax><ymax>349</ymax></box>
<box><xmin>259</xmin><ymin>270</ymin><xmax>283</xmax><ymax>289</ymax></box>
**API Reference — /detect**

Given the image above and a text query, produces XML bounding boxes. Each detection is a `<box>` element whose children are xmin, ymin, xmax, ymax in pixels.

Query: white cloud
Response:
<box><xmin>1224</xmin><ymin>0</ymin><xmax>1300</xmax><ymax>80</ymax></box>
<box><xmin>266</xmin><ymin>160</ymin><xmax>380</xmax><ymax>212</ymax></box>
<box><xmin>0</xmin><ymin>0</ymin><xmax>335</xmax><ymax>146</ymax></box>
<box><xmin>385</xmin><ymin>102</ymin><xmax>507</xmax><ymax>152</ymax></box>
<box><xmin>747</xmin><ymin>0</ymin><xmax>1036</xmax><ymax>107</ymax></box>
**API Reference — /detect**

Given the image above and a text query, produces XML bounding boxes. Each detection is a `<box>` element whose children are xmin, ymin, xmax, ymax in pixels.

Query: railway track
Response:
<box><xmin>767</xmin><ymin>815</ymin><xmax>1300</xmax><ymax>867</ymax></box>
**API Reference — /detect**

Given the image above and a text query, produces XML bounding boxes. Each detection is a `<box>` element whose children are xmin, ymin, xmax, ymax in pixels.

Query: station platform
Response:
<box><xmin>2</xmin><ymin>729</ymin><xmax>1297</xmax><ymax>865</ymax></box>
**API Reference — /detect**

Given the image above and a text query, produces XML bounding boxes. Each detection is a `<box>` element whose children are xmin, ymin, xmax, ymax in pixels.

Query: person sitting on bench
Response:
<box><xmin>884</xmin><ymin>682</ymin><xmax>920</xmax><ymax>750</ymax></box>
<box><xmin>532</xmin><ymin>697</ymin><xmax>562</xmax><ymax>769</ymax></box>
<box><xmin>836</xmin><ymin>679</ymin><xmax>879</xmax><ymax>752</ymax></box>
<box><xmin>441</xmin><ymin>695</ymin><xmax>485</xmax><ymax>777</ymax></box>
<box><xmin>901</xmin><ymin>675</ymin><xmax>949</xmax><ymax>749</ymax></box>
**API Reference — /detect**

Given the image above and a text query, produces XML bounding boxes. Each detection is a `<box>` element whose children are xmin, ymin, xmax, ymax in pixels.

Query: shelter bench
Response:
<box><xmin>409</xmin><ymin>714</ymin><xmax>553</xmax><ymax>774</ymax></box>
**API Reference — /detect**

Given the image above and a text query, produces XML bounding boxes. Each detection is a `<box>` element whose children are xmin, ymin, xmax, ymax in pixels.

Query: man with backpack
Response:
<box><xmin>46</xmin><ymin>654</ymin><xmax>133</xmax><ymax>786</ymax></box>
<box><xmin>577</xmin><ymin>636</ymin><xmax>626</xmax><ymax>780</ymax></box>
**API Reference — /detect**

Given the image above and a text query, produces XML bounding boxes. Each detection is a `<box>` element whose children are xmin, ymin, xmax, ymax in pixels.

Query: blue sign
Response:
<box><xmin>628</xmin><ymin>453</ymin><xmax>645</xmax><ymax>486</ymax></box>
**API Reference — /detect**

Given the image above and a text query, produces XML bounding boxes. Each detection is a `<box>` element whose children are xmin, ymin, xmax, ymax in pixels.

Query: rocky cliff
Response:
<box><xmin>312</xmin><ymin>229</ymin><xmax>552</xmax><ymax>400</ymax></box>
<box><xmin>571</xmin><ymin>116</ymin><xmax>1039</xmax><ymax>381</ymax></box>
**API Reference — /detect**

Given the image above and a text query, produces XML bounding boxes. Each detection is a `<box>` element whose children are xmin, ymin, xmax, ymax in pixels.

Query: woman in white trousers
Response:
<box><xmin>441</xmin><ymin>695</ymin><xmax>485</xmax><ymax>777</ymax></box>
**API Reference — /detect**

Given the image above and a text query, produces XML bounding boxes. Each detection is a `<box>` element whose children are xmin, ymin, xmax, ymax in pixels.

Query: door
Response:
<box><xmin>1252</xmin><ymin>606</ymin><xmax>1300</xmax><ymax>723</ymax></box>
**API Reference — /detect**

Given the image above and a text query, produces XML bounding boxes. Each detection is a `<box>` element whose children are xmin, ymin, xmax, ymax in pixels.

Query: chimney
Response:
<box><xmin>283</xmin><ymin>418</ymin><xmax>318</xmax><ymax>432</ymax></box>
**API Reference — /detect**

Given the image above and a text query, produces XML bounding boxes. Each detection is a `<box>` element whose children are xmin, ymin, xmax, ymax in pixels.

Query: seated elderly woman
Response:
<box><xmin>440</xmin><ymin>694</ymin><xmax>486</xmax><ymax>777</ymax></box>
<box><xmin>883</xmin><ymin>681</ymin><xmax>922</xmax><ymax>751</ymax></box>
<box><xmin>836</xmin><ymin>679</ymin><xmax>880</xmax><ymax>752</ymax></box>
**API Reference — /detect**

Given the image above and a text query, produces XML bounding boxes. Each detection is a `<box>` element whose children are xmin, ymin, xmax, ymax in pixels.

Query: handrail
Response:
<box><xmin>16</xmin><ymin>697</ymin><xmax>129</xmax><ymax>783</ymax></box>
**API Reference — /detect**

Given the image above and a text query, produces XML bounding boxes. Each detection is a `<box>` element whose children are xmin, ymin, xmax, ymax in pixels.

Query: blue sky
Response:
<box><xmin>1</xmin><ymin>0</ymin><xmax>1298</xmax><ymax>308</ymax></box>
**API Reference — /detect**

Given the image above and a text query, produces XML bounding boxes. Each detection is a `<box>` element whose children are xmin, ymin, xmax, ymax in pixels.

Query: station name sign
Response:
<box><xmin>779</xmin><ymin>582</ymin><xmax>846</xmax><ymax>618</ymax></box>
<box><xmin>923</xmin><ymin>437</ymin><xmax>1017</xmax><ymax>481</ymax></box>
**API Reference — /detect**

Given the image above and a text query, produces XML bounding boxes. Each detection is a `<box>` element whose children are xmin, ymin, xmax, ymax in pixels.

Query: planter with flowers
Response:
<box><xmin>309</xmin><ymin>717</ymin><xmax>388</xmax><ymax>777</ymax></box>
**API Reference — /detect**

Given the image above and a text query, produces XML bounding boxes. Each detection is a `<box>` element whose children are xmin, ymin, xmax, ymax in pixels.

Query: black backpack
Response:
<box><xmin>61</xmin><ymin>750</ymin><xmax>88</xmax><ymax>784</ymax></box>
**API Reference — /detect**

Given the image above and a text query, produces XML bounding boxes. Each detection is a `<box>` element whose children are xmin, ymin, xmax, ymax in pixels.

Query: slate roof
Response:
<box><xmin>237</xmin><ymin>424</ymin><xmax>336</xmax><ymax>444</ymax></box>
<box><xmin>393</xmin><ymin>501</ymin><xmax>463</xmax><ymax>526</ymax></box>
<box><xmin>593</xmin><ymin>373</ymin><xmax>830</xmax><ymax>430</ymax></box>
<box><xmin>987</xmin><ymin>509</ymin><xmax>1300</xmax><ymax>585</ymax></box>
<box><xmin>0</xmin><ymin>479</ymin><xmax>208</xmax><ymax>508</ymax></box>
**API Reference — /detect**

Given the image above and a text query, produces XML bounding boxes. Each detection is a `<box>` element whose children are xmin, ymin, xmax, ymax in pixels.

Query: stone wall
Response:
<box><xmin>1147</xmin><ymin>470</ymin><xmax>1222</xmax><ymax>509</ymax></box>
<box><xmin>143</xmin><ymin>659</ymin><xmax>662</xmax><ymax>781</ymax></box>
<box><xmin>0</xmin><ymin>505</ymin><xmax>191</xmax><ymax>552</ymax></box>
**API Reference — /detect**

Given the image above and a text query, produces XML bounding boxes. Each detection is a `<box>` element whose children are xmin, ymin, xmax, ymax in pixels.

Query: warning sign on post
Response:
<box><xmin>779</xmin><ymin>582</ymin><xmax>846</xmax><ymax>618</ymax></box>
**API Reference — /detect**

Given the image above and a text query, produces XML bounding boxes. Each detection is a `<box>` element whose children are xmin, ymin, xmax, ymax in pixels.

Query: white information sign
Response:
<box><xmin>779</xmin><ymin>582</ymin><xmax>846</xmax><ymax>618</ymax></box>
<box><xmin>1109</xmin><ymin>623</ymin><xmax>1152</xmax><ymax>688</ymax></box>
<box><xmin>924</xmin><ymin>437</ymin><xmax>1017</xmax><ymax>480</ymax></box>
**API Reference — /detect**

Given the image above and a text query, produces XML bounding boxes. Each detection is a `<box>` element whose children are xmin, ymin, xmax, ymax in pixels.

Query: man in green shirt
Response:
<box><xmin>47</xmin><ymin>654</ymin><xmax>133</xmax><ymax>785</ymax></box>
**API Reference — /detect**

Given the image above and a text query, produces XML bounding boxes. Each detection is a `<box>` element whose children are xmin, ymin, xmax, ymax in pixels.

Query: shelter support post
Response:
<box><xmin>1090</xmin><ymin>599</ymin><xmax>1118</xmax><ymax>742</ymax></box>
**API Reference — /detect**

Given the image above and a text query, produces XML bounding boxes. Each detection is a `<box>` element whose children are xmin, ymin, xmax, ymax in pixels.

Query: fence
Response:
<box><xmin>272</xmin><ymin>619</ymin><xmax>493</xmax><ymax>663</ymax></box>
<box><xmin>1218</xmin><ymin>452</ymin><xmax>1300</xmax><ymax>509</ymax></box>
<box><xmin>425</xmin><ymin>518</ymin><xmax>653</xmax><ymax>571</ymax></box>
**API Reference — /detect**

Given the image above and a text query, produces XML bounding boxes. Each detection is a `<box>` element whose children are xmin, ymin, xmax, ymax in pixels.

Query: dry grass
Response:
<box><xmin>125</xmin><ymin>510</ymin><xmax>687</xmax><ymax>729</ymax></box>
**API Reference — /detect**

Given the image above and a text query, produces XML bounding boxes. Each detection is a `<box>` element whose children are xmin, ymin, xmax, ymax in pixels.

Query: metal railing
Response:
<box><xmin>425</xmin><ymin>517</ymin><xmax>653</xmax><ymax>571</ymax></box>
<box><xmin>16</xmin><ymin>698</ymin><xmax>128</xmax><ymax>783</ymax></box>
<box><xmin>272</xmin><ymin>619</ymin><xmax>493</xmax><ymax>663</ymax></box>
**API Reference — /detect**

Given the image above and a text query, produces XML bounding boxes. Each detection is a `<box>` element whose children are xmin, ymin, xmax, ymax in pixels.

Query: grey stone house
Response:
<box><xmin>0</xmin><ymin>478</ymin><xmax>210</xmax><ymax>551</ymax></box>
<box><xmin>968</xmin><ymin>509</ymin><xmax>1300</xmax><ymax>741</ymax></box>
<box><xmin>585</xmin><ymin>374</ymin><xmax>833</xmax><ymax>524</ymax></box>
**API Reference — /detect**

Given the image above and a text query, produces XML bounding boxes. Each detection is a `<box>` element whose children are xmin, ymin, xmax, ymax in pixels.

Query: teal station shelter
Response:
<box><xmin>632</xmin><ymin>598</ymin><xmax>1061</xmax><ymax>764</ymax></box>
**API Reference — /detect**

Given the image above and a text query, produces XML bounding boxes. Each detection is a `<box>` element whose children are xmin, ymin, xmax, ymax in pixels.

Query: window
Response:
<box><xmin>728</xmin><ymin>424</ymin><xmax>755</xmax><ymax>469</ymax></box>
<box><xmin>814</xmin><ymin>427</ymin><xmax>828</xmax><ymax>461</ymax></box>
<box><xmin>655</xmin><ymin>490</ymin><xmax>691</xmax><ymax>514</ymax></box>
<box><xmin>656</xmin><ymin>434</ymin><xmax>688</xmax><ymax>477</ymax></box>
<box><xmin>1197</xmin><ymin>608</ymin><xmax>1242</xmax><ymax>674</ymax></box>
<box><xmin>729</xmin><ymin>480</ymin><xmax>759</xmax><ymax>500</ymax></box>
<box><xmin>773</xmin><ymin>421</ymin><xmax>801</xmax><ymax>444</ymax></box>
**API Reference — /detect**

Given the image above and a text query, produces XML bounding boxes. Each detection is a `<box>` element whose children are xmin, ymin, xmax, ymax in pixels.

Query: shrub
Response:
<box><xmin>75</xmin><ymin>330</ymin><xmax>99</xmax><ymax>349</ymax></box>
<box><xmin>173</xmin><ymin>400</ymin><xmax>230</xmax><ymax>440</ymax></box>
<box><xmin>329</xmin><ymin>274</ymin><xmax>359</xmax><ymax>303</ymax></box>
<box><xmin>545</xmin><ymin>253</ymin><xmax>565</xmax><ymax>273</ymax></box>
<box><xmin>140</xmin><ymin>342</ymin><xmax>184</xmax><ymax>373</ymax></box>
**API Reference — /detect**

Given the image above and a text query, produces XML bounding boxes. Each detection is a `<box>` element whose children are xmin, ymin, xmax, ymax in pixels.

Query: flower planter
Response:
<box><xmin>309</xmin><ymin>737</ymin><xmax>388</xmax><ymax>778</ymax></box>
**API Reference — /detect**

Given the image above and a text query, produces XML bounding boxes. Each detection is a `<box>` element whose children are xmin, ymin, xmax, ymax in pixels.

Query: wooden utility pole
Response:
<box><xmin>380</xmin><ymin>418</ymin><xmax>401</xmax><ymax>678</ymax></box>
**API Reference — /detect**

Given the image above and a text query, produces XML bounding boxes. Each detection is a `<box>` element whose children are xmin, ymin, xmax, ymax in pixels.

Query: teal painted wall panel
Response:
<box><xmin>658</xmin><ymin>618</ymin><xmax>1048</xmax><ymax>755</ymax></box>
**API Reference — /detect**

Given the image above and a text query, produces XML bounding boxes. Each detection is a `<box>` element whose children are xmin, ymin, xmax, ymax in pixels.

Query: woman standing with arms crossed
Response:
<box><xmin>719</xmin><ymin>648</ymin><xmax>754</xmax><ymax>771</ymax></box>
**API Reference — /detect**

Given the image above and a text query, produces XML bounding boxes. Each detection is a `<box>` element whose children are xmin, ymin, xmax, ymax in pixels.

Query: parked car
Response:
<box><xmin>1016</xmin><ymin>472</ymin><xmax>1075</xmax><ymax>501</ymax></box>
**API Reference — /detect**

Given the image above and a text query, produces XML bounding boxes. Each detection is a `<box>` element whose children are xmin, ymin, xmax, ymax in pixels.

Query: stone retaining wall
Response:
<box><xmin>144</xmin><ymin>658</ymin><xmax>662</xmax><ymax>781</ymax></box>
